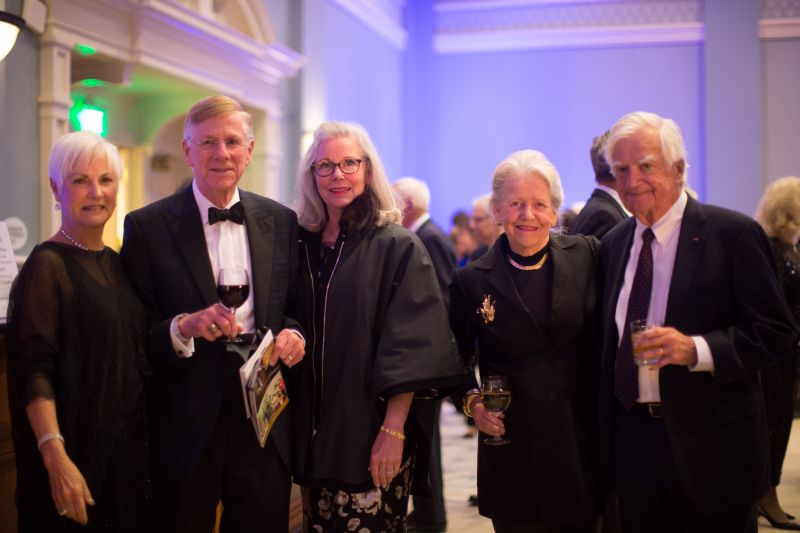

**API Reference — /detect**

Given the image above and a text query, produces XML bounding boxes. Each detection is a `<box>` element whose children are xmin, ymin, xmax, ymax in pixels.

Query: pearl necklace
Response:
<box><xmin>508</xmin><ymin>252</ymin><xmax>548</xmax><ymax>271</ymax></box>
<box><xmin>60</xmin><ymin>228</ymin><xmax>101</xmax><ymax>252</ymax></box>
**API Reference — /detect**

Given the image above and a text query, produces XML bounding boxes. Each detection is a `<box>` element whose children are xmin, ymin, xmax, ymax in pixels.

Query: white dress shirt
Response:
<box><xmin>614</xmin><ymin>191</ymin><xmax>713</xmax><ymax>403</ymax></box>
<box><xmin>170</xmin><ymin>180</ymin><xmax>255</xmax><ymax>357</ymax></box>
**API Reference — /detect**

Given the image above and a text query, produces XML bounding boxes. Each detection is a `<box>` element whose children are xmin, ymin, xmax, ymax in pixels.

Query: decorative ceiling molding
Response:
<box><xmin>761</xmin><ymin>0</ymin><xmax>800</xmax><ymax>19</ymax></box>
<box><xmin>760</xmin><ymin>17</ymin><xmax>800</xmax><ymax>39</ymax></box>
<box><xmin>329</xmin><ymin>0</ymin><xmax>408</xmax><ymax>50</ymax></box>
<box><xmin>433</xmin><ymin>0</ymin><xmax>702</xmax><ymax>53</ymax></box>
<box><xmin>44</xmin><ymin>0</ymin><xmax>305</xmax><ymax>110</ymax></box>
<box><xmin>435</xmin><ymin>22</ymin><xmax>702</xmax><ymax>53</ymax></box>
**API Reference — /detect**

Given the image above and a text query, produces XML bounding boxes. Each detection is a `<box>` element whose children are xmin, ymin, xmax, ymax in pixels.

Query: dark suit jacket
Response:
<box><xmin>570</xmin><ymin>188</ymin><xmax>627</xmax><ymax>239</ymax></box>
<box><xmin>120</xmin><ymin>185</ymin><xmax>300</xmax><ymax>482</ymax></box>
<box><xmin>449</xmin><ymin>234</ymin><xmax>603</xmax><ymax>524</ymax></box>
<box><xmin>416</xmin><ymin>218</ymin><xmax>456</xmax><ymax>305</ymax></box>
<box><xmin>599</xmin><ymin>196</ymin><xmax>794</xmax><ymax>512</ymax></box>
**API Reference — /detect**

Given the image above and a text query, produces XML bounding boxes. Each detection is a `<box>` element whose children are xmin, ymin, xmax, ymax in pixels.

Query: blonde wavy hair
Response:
<box><xmin>755</xmin><ymin>176</ymin><xmax>800</xmax><ymax>243</ymax></box>
<box><xmin>294</xmin><ymin>121</ymin><xmax>401</xmax><ymax>231</ymax></box>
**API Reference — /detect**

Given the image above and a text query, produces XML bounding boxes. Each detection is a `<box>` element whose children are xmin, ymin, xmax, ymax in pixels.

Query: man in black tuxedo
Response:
<box><xmin>570</xmin><ymin>131</ymin><xmax>629</xmax><ymax>239</ymax></box>
<box><xmin>393</xmin><ymin>177</ymin><xmax>456</xmax><ymax>532</ymax></box>
<box><xmin>599</xmin><ymin>111</ymin><xmax>793</xmax><ymax>532</ymax></box>
<box><xmin>121</xmin><ymin>95</ymin><xmax>305</xmax><ymax>532</ymax></box>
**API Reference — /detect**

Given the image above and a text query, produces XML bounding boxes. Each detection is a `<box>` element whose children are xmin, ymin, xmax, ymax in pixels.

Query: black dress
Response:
<box><xmin>763</xmin><ymin>238</ymin><xmax>800</xmax><ymax>486</ymax></box>
<box><xmin>7</xmin><ymin>242</ymin><xmax>152</xmax><ymax>532</ymax></box>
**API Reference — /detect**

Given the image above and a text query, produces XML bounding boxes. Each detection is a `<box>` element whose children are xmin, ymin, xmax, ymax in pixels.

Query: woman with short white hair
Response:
<box><xmin>7</xmin><ymin>131</ymin><xmax>152</xmax><ymax>531</ymax></box>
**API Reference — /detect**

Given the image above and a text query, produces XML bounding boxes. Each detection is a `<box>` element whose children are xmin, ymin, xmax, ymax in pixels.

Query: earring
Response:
<box><xmin>54</xmin><ymin>202</ymin><xmax>61</xmax><ymax>211</ymax></box>
<box><xmin>365</xmin><ymin>184</ymin><xmax>370</xmax><ymax>192</ymax></box>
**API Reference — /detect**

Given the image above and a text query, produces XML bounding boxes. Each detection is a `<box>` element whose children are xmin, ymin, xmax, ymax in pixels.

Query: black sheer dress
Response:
<box><xmin>763</xmin><ymin>238</ymin><xmax>800</xmax><ymax>486</ymax></box>
<box><xmin>7</xmin><ymin>242</ymin><xmax>152</xmax><ymax>532</ymax></box>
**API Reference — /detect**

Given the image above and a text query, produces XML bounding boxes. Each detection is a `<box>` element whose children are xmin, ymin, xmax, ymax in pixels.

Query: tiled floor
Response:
<box><xmin>437</xmin><ymin>401</ymin><xmax>800</xmax><ymax>532</ymax></box>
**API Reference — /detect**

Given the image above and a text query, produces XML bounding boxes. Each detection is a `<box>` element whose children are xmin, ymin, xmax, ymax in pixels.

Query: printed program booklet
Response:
<box><xmin>239</xmin><ymin>330</ymin><xmax>289</xmax><ymax>447</ymax></box>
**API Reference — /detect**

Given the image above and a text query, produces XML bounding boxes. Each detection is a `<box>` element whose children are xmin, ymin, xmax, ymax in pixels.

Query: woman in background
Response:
<box><xmin>292</xmin><ymin>121</ymin><xmax>469</xmax><ymax>532</ymax></box>
<box><xmin>755</xmin><ymin>176</ymin><xmax>800</xmax><ymax>530</ymax></box>
<box><xmin>450</xmin><ymin>149</ymin><xmax>603</xmax><ymax>532</ymax></box>
<box><xmin>7</xmin><ymin>131</ymin><xmax>151</xmax><ymax>531</ymax></box>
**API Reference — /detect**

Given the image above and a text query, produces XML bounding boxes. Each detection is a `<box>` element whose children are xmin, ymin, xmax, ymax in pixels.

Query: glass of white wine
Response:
<box><xmin>480</xmin><ymin>374</ymin><xmax>511</xmax><ymax>446</ymax></box>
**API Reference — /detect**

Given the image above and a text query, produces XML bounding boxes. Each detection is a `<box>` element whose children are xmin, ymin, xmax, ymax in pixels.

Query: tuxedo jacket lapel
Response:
<box><xmin>241</xmin><ymin>193</ymin><xmax>275</xmax><ymax>328</ymax></box>
<box><xmin>666</xmin><ymin>197</ymin><xmax>708</xmax><ymax>327</ymax></box>
<box><xmin>167</xmin><ymin>187</ymin><xmax>217</xmax><ymax>307</ymax></box>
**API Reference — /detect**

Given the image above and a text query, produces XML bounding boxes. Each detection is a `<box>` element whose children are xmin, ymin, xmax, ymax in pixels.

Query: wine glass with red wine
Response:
<box><xmin>217</xmin><ymin>267</ymin><xmax>250</xmax><ymax>343</ymax></box>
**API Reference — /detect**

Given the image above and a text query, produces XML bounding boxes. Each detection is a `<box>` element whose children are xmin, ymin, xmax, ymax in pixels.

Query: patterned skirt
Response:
<box><xmin>301</xmin><ymin>457</ymin><xmax>413</xmax><ymax>532</ymax></box>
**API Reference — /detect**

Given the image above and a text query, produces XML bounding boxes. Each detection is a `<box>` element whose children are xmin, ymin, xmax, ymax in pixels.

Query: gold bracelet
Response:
<box><xmin>462</xmin><ymin>389</ymin><xmax>481</xmax><ymax>417</ymax></box>
<box><xmin>379</xmin><ymin>425</ymin><xmax>406</xmax><ymax>441</ymax></box>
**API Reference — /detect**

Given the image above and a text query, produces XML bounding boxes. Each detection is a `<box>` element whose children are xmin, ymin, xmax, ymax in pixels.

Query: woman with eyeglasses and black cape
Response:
<box><xmin>290</xmin><ymin>121</ymin><xmax>470</xmax><ymax>532</ymax></box>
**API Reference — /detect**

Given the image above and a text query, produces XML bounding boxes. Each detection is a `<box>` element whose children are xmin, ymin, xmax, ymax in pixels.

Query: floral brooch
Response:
<box><xmin>477</xmin><ymin>294</ymin><xmax>496</xmax><ymax>324</ymax></box>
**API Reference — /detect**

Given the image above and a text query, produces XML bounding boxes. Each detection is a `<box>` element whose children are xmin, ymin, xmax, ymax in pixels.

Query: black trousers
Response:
<box><xmin>613</xmin><ymin>403</ymin><xmax>756</xmax><ymax>533</ymax></box>
<box><xmin>153</xmin><ymin>356</ymin><xmax>291</xmax><ymax>533</ymax></box>
<box><xmin>411</xmin><ymin>399</ymin><xmax>446</xmax><ymax>524</ymax></box>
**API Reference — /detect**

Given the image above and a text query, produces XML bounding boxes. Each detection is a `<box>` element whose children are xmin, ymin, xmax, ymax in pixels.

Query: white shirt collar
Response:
<box><xmin>192</xmin><ymin>180</ymin><xmax>242</xmax><ymax>225</ymax></box>
<box><xmin>408</xmin><ymin>212</ymin><xmax>431</xmax><ymax>234</ymax></box>
<box><xmin>634</xmin><ymin>189</ymin><xmax>688</xmax><ymax>246</ymax></box>
<box><xmin>596</xmin><ymin>184</ymin><xmax>632</xmax><ymax>216</ymax></box>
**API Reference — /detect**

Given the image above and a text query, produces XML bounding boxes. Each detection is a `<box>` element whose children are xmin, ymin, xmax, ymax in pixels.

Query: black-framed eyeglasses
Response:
<box><xmin>312</xmin><ymin>158</ymin><xmax>363</xmax><ymax>177</ymax></box>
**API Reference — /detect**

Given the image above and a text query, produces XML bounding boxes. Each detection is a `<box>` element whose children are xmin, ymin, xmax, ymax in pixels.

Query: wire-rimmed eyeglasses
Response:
<box><xmin>312</xmin><ymin>158</ymin><xmax>363</xmax><ymax>177</ymax></box>
<box><xmin>188</xmin><ymin>137</ymin><xmax>248</xmax><ymax>153</ymax></box>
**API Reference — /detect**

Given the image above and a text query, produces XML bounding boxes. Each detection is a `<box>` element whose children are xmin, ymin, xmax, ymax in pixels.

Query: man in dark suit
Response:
<box><xmin>570</xmin><ymin>131</ymin><xmax>629</xmax><ymax>238</ymax></box>
<box><xmin>393</xmin><ymin>177</ymin><xmax>456</xmax><ymax>532</ymax></box>
<box><xmin>599</xmin><ymin>111</ymin><xmax>793</xmax><ymax>532</ymax></box>
<box><xmin>120</xmin><ymin>95</ymin><xmax>305</xmax><ymax>532</ymax></box>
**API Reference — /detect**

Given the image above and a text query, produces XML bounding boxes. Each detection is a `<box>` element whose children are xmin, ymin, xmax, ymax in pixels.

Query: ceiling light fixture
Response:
<box><xmin>0</xmin><ymin>11</ymin><xmax>24</xmax><ymax>62</ymax></box>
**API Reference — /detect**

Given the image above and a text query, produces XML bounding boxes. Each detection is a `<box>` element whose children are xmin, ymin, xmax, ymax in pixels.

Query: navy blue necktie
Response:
<box><xmin>208</xmin><ymin>202</ymin><xmax>245</xmax><ymax>225</ymax></box>
<box><xmin>614</xmin><ymin>228</ymin><xmax>655</xmax><ymax>409</ymax></box>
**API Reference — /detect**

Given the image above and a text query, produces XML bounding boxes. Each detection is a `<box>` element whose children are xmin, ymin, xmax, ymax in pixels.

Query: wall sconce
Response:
<box><xmin>0</xmin><ymin>10</ymin><xmax>24</xmax><ymax>62</ymax></box>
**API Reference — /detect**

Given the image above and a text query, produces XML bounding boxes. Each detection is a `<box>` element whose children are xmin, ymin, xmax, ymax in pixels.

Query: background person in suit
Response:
<box><xmin>450</xmin><ymin>149</ymin><xmax>603</xmax><ymax>532</ymax></box>
<box><xmin>120</xmin><ymin>95</ymin><xmax>305</xmax><ymax>532</ymax></box>
<box><xmin>599</xmin><ymin>111</ymin><xmax>794</xmax><ymax>532</ymax></box>
<box><xmin>393</xmin><ymin>176</ymin><xmax>457</xmax><ymax>532</ymax></box>
<box><xmin>469</xmin><ymin>193</ymin><xmax>503</xmax><ymax>260</ymax></box>
<box><xmin>570</xmin><ymin>131</ymin><xmax>629</xmax><ymax>239</ymax></box>
<box><xmin>754</xmin><ymin>176</ymin><xmax>800</xmax><ymax>530</ymax></box>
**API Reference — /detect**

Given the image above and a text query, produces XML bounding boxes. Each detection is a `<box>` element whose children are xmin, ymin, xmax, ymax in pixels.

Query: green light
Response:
<box><xmin>75</xmin><ymin>44</ymin><xmax>96</xmax><ymax>56</ymax></box>
<box><xmin>82</xmin><ymin>78</ymin><xmax>104</xmax><ymax>87</ymax></box>
<box><xmin>69</xmin><ymin>96</ymin><xmax>108</xmax><ymax>137</ymax></box>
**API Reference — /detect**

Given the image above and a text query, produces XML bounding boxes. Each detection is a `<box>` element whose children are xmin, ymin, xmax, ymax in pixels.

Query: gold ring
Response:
<box><xmin>209</xmin><ymin>323</ymin><xmax>218</xmax><ymax>333</ymax></box>
<box><xmin>59</xmin><ymin>509</ymin><xmax>67</xmax><ymax>516</ymax></box>
<box><xmin>288</xmin><ymin>355</ymin><xmax>294</xmax><ymax>362</ymax></box>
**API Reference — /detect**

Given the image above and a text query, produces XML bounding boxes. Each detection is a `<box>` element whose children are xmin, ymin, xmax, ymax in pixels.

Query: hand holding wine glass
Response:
<box><xmin>217</xmin><ymin>267</ymin><xmax>250</xmax><ymax>343</ymax></box>
<box><xmin>480</xmin><ymin>375</ymin><xmax>511</xmax><ymax>446</ymax></box>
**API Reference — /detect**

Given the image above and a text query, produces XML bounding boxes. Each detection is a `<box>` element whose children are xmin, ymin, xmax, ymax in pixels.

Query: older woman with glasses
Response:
<box><xmin>450</xmin><ymin>149</ymin><xmax>603</xmax><ymax>532</ymax></box>
<box><xmin>7</xmin><ymin>131</ymin><xmax>152</xmax><ymax>531</ymax></box>
<box><xmin>291</xmin><ymin>121</ymin><xmax>470</xmax><ymax>532</ymax></box>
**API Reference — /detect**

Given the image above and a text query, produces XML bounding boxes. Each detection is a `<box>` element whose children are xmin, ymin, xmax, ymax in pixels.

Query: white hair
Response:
<box><xmin>393</xmin><ymin>177</ymin><xmax>430</xmax><ymax>212</ymax></box>
<box><xmin>49</xmin><ymin>131</ymin><xmax>121</xmax><ymax>191</ymax></box>
<box><xmin>604</xmin><ymin>111</ymin><xmax>689</xmax><ymax>183</ymax></box>
<box><xmin>294</xmin><ymin>121</ymin><xmax>401</xmax><ymax>231</ymax></box>
<box><xmin>490</xmin><ymin>149</ymin><xmax>564</xmax><ymax>215</ymax></box>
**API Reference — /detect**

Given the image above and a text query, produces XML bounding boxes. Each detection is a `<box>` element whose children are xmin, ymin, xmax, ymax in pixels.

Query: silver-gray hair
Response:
<box><xmin>604</xmin><ymin>111</ymin><xmax>689</xmax><ymax>183</ymax></box>
<box><xmin>393</xmin><ymin>177</ymin><xmax>430</xmax><ymax>212</ymax></box>
<box><xmin>294</xmin><ymin>121</ymin><xmax>401</xmax><ymax>231</ymax></box>
<box><xmin>49</xmin><ymin>131</ymin><xmax>121</xmax><ymax>191</ymax></box>
<box><xmin>490</xmin><ymin>149</ymin><xmax>564</xmax><ymax>216</ymax></box>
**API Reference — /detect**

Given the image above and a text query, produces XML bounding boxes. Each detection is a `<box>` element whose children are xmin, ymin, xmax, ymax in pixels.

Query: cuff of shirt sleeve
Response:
<box><xmin>287</xmin><ymin>328</ymin><xmax>305</xmax><ymax>343</ymax></box>
<box><xmin>689</xmin><ymin>335</ymin><xmax>713</xmax><ymax>373</ymax></box>
<box><xmin>170</xmin><ymin>314</ymin><xmax>195</xmax><ymax>358</ymax></box>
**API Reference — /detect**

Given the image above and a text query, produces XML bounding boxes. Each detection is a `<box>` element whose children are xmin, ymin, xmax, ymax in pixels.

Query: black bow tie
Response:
<box><xmin>208</xmin><ymin>202</ymin><xmax>245</xmax><ymax>225</ymax></box>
